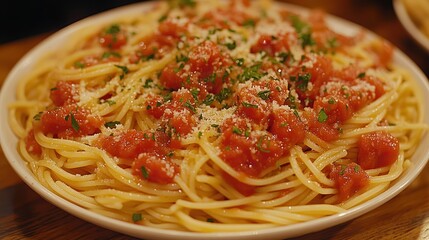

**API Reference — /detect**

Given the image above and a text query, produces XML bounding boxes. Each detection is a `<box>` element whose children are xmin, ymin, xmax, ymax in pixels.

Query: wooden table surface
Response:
<box><xmin>1</xmin><ymin>0</ymin><xmax>428</xmax><ymax>239</ymax></box>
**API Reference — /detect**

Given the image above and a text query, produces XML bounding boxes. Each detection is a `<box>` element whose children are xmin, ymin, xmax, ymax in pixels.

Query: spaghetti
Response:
<box><xmin>9</xmin><ymin>0</ymin><xmax>427</xmax><ymax>232</ymax></box>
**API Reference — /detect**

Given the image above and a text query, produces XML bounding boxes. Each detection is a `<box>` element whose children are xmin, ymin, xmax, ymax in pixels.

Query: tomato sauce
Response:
<box><xmin>329</xmin><ymin>163</ymin><xmax>369</xmax><ymax>202</ymax></box>
<box><xmin>357</xmin><ymin>131</ymin><xmax>400</xmax><ymax>170</ymax></box>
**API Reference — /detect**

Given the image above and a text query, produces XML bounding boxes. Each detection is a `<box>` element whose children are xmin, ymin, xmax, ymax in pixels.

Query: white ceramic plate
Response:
<box><xmin>1</xmin><ymin>2</ymin><xmax>429</xmax><ymax>239</ymax></box>
<box><xmin>393</xmin><ymin>0</ymin><xmax>429</xmax><ymax>53</ymax></box>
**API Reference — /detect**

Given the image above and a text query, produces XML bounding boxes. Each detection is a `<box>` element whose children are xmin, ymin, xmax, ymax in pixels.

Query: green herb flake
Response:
<box><xmin>132</xmin><ymin>213</ymin><xmax>143</xmax><ymax>222</ymax></box>
<box><xmin>354</xmin><ymin>165</ymin><xmax>360</xmax><ymax>173</ymax></box>
<box><xmin>357</xmin><ymin>72</ymin><xmax>366</xmax><ymax>79</ymax></box>
<box><xmin>198</xmin><ymin>131</ymin><xmax>203</xmax><ymax>139</ymax></box>
<box><xmin>328</xmin><ymin>98</ymin><xmax>336</xmax><ymax>104</ymax></box>
<box><xmin>242</xmin><ymin>19</ymin><xmax>255</xmax><ymax>28</ymax></box>
<box><xmin>65</xmin><ymin>113</ymin><xmax>80</xmax><ymax>132</ymax></box>
<box><xmin>74</xmin><ymin>61</ymin><xmax>85</xmax><ymax>69</ymax></box>
<box><xmin>297</xmin><ymin>73</ymin><xmax>311</xmax><ymax>92</ymax></box>
<box><xmin>102</xmin><ymin>51</ymin><xmax>121</xmax><ymax>59</ymax></box>
<box><xmin>339</xmin><ymin>165</ymin><xmax>347</xmax><ymax>175</ymax></box>
<box><xmin>207</xmin><ymin>218</ymin><xmax>215</xmax><ymax>222</ymax></box>
<box><xmin>224</xmin><ymin>40</ymin><xmax>237</xmax><ymax>50</ymax></box>
<box><xmin>141</xmin><ymin>166</ymin><xmax>150</xmax><ymax>179</ymax></box>
<box><xmin>235</xmin><ymin>58</ymin><xmax>244</xmax><ymax>66</ymax></box>
<box><xmin>257</xmin><ymin>90</ymin><xmax>271</xmax><ymax>100</ymax></box>
<box><xmin>232</xmin><ymin>126</ymin><xmax>243</xmax><ymax>135</ymax></box>
<box><xmin>256</xmin><ymin>135</ymin><xmax>271</xmax><ymax>153</ymax></box>
<box><xmin>241</xmin><ymin>102</ymin><xmax>258</xmax><ymax>108</ymax></box>
<box><xmin>317</xmin><ymin>108</ymin><xmax>328</xmax><ymax>123</ymax></box>
<box><xmin>105</xmin><ymin>24</ymin><xmax>121</xmax><ymax>35</ymax></box>
<box><xmin>216</xmin><ymin>88</ymin><xmax>232</xmax><ymax>103</ymax></box>
<box><xmin>104</xmin><ymin>121</ymin><xmax>121</xmax><ymax>129</ymax></box>
<box><xmin>143</xmin><ymin>79</ymin><xmax>154</xmax><ymax>88</ymax></box>
<box><xmin>33</xmin><ymin>112</ymin><xmax>43</xmax><ymax>121</ymax></box>
<box><xmin>184</xmin><ymin>100</ymin><xmax>196</xmax><ymax>113</ymax></box>
<box><xmin>106</xmin><ymin>100</ymin><xmax>116</xmax><ymax>106</ymax></box>
<box><xmin>239</xmin><ymin>63</ymin><xmax>264</xmax><ymax>82</ymax></box>
<box><xmin>203</xmin><ymin>94</ymin><xmax>215</xmax><ymax>105</ymax></box>
<box><xmin>114</xmin><ymin>65</ymin><xmax>129</xmax><ymax>80</ymax></box>
<box><xmin>190</xmin><ymin>88</ymin><xmax>200</xmax><ymax>100</ymax></box>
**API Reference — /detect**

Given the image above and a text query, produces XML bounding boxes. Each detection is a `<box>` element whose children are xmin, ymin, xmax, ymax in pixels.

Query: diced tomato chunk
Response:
<box><xmin>357</xmin><ymin>131</ymin><xmax>400</xmax><ymax>170</ymax></box>
<box><xmin>133</xmin><ymin>153</ymin><xmax>178</xmax><ymax>184</ymax></box>
<box><xmin>38</xmin><ymin>104</ymin><xmax>102</xmax><ymax>139</ymax></box>
<box><xmin>302</xmin><ymin>109</ymin><xmax>339</xmax><ymax>142</ymax></box>
<box><xmin>313</xmin><ymin>95</ymin><xmax>352</xmax><ymax>124</ymax></box>
<box><xmin>50</xmin><ymin>81</ymin><xmax>78</xmax><ymax>106</ymax></box>
<box><xmin>99</xmin><ymin>29</ymin><xmax>127</xmax><ymax>49</ymax></box>
<box><xmin>145</xmin><ymin>94</ymin><xmax>165</xmax><ymax>119</ymax></box>
<box><xmin>98</xmin><ymin>129</ymin><xmax>167</xmax><ymax>159</ymax></box>
<box><xmin>220</xmin><ymin>117</ymin><xmax>284</xmax><ymax>178</ymax></box>
<box><xmin>329</xmin><ymin>162</ymin><xmax>369</xmax><ymax>202</ymax></box>
<box><xmin>25</xmin><ymin>129</ymin><xmax>42</xmax><ymax>155</ymax></box>
<box><xmin>236</xmin><ymin>86</ymin><xmax>271</xmax><ymax>126</ymax></box>
<box><xmin>270</xmin><ymin>108</ymin><xmax>305</xmax><ymax>149</ymax></box>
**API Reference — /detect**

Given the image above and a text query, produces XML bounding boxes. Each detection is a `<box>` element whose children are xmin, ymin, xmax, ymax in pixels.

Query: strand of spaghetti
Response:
<box><xmin>289</xmin><ymin>147</ymin><xmax>336</xmax><ymax>195</ymax></box>
<box><xmin>44</xmin><ymin>171</ymin><xmax>101</xmax><ymax>209</ymax></box>
<box><xmin>175</xmin><ymin>211</ymin><xmax>276</xmax><ymax>232</ymax></box>
<box><xmin>175</xmin><ymin>192</ymin><xmax>277</xmax><ymax>210</ymax></box>
<box><xmin>341</xmin><ymin>182</ymin><xmax>390</xmax><ymax>209</ymax></box>
<box><xmin>82</xmin><ymin>189</ymin><xmax>180</xmax><ymax>203</ymax></box>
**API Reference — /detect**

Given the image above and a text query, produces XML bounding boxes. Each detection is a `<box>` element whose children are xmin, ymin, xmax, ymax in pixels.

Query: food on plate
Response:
<box><xmin>8</xmin><ymin>0</ymin><xmax>427</xmax><ymax>232</ymax></box>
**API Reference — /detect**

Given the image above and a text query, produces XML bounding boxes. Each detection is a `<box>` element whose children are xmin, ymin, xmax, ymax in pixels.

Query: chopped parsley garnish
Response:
<box><xmin>256</xmin><ymin>135</ymin><xmax>271</xmax><ymax>153</ymax></box>
<box><xmin>176</xmin><ymin>54</ymin><xmax>189</xmax><ymax>63</ymax></box>
<box><xmin>102</xmin><ymin>51</ymin><xmax>121</xmax><ymax>59</ymax></box>
<box><xmin>357</xmin><ymin>72</ymin><xmax>366</xmax><ymax>79</ymax></box>
<box><xmin>104</xmin><ymin>121</ymin><xmax>121</xmax><ymax>129</ymax></box>
<box><xmin>238</xmin><ymin>63</ymin><xmax>264</xmax><ymax>82</ymax></box>
<box><xmin>216</xmin><ymin>87</ymin><xmax>232</xmax><ymax>103</ymax></box>
<box><xmin>317</xmin><ymin>108</ymin><xmax>328</xmax><ymax>123</ymax></box>
<box><xmin>297</xmin><ymin>73</ymin><xmax>311</xmax><ymax>92</ymax></box>
<box><xmin>277</xmin><ymin>52</ymin><xmax>290</xmax><ymax>62</ymax></box>
<box><xmin>140</xmin><ymin>54</ymin><xmax>155</xmax><ymax>62</ymax></box>
<box><xmin>33</xmin><ymin>112</ymin><xmax>43</xmax><ymax>121</ymax></box>
<box><xmin>190</xmin><ymin>88</ymin><xmax>200</xmax><ymax>100</ymax></box>
<box><xmin>241</xmin><ymin>102</ymin><xmax>258</xmax><ymax>108</ymax></box>
<box><xmin>198</xmin><ymin>131</ymin><xmax>203</xmax><ymax>138</ymax></box>
<box><xmin>224</xmin><ymin>40</ymin><xmax>237</xmax><ymax>50</ymax></box>
<box><xmin>257</xmin><ymin>90</ymin><xmax>271</xmax><ymax>100</ymax></box>
<box><xmin>132</xmin><ymin>213</ymin><xmax>143</xmax><ymax>222</ymax></box>
<box><xmin>158</xmin><ymin>15</ymin><xmax>168</xmax><ymax>23</ymax></box>
<box><xmin>207</xmin><ymin>218</ymin><xmax>215</xmax><ymax>222</ymax></box>
<box><xmin>328</xmin><ymin>98</ymin><xmax>336</xmax><ymax>104</ymax></box>
<box><xmin>290</xmin><ymin>15</ymin><xmax>315</xmax><ymax>48</ymax></box>
<box><xmin>184</xmin><ymin>100</ymin><xmax>196</xmax><ymax>113</ymax></box>
<box><xmin>114</xmin><ymin>65</ymin><xmax>129</xmax><ymax>80</ymax></box>
<box><xmin>65</xmin><ymin>113</ymin><xmax>80</xmax><ymax>132</ymax></box>
<box><xmin>235</xmin><ymin>58</ymin><xmax>244</xmax><ymax>66</ymax></box>
<box><xmin>242</xmin><ymin>19</ymin><xmax>255</xmax><ymax>28</ymax></box>
<box><xmin>232</xmin><ymin>126</ymin><xmax>243</xmax><ymax>135</ymax></box>
<box><xmin>339</xmin><ymin>165</ymin><xmax>347</xmax><ymax>175</ymax></box>
<box><xmin>163</xmin><ymin>92</ymin><xmax>173</xmax><ymax>102</ymax></box>
<box><xmin>74</xmin><ymin>61</ymin><xmax>85</xmax><ymax>69</ymax></box>
<box><xmin>203</xmin><ymin>94</ymin><xmax>215</xmax><ymax>105</ymax></box>
<box><xmin>105</xmin><ymin>24</ymin><xmax>121</xmax><ymax>35</ymax></box>
<box><xmin>143</xmin><ymin>78</ymin><xmax>154</xmax><ymax>88</ymax></box>
<box><xmin>106</xmin><ymin>100</ymin><xmax>116</xmax><ymax>106</ymax></box>
<box><xmin>141</xmin><ymin>166</ymin><xmax>150</xmax><ymax>179</ymax></box>
<box><xmin>354</xmin><ymin>165</ymin><xmax>360</xmax><ymax>173</ymax></box>
<box><xmin>327</xmin><ymin>37</ymin><xmax>338</xmax><ymax>49</ymax></box>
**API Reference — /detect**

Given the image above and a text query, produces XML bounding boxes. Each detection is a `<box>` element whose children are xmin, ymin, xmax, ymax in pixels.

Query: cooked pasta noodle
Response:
<box><xmin>8</xmin><ymin>0</ymin><xmax>427</xmax><ymax>232</ymax></box>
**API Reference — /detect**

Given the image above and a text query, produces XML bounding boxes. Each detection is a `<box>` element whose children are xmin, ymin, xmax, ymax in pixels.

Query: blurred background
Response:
<box><xmin>2</xmin><ymin>0</ymin><xmax>142</xmax><ymax>44</ymax></box>
<box><xmin>2</xmin><ymin>0</ymin><xmax>393</xmax><ymax>44</ymax></box>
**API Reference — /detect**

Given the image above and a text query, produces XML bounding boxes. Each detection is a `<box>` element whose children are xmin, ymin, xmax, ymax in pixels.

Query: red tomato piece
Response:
<box><xmin>133</xmin><ymin>153</ymin><xmax>178</xmax><ymax>184</ymax></box>
<box><xmin>50</xmin><ymin>81</ymin><xmax>78</xmax><ymax>106</ymax></box>
<box><xmin>269</xmin><ymin>108</ymin><xmax>306</xmax><ymax>149</ymax></box>
<box><xmin>329</xmin><ymin>162</ymin><xmax>369</xmax><ymax>202</ymax></box>
<box><xmin>236</xmin><ymin>86</ymin><xmax>271</xmax><ymax>126</ymax></box>
<box><xmin>313</xmin><ymin>95</ymin><xmax>352</xmax><ymax>124</ymax></box>
<box><xmin>357</xmin><ymin>131</ymin><xmax>400</xmax><ymax>170</ymax></box>
<box><xmin>302</xmin><ymin>109</ymin><xmax>340</xmax><ymax>142</ymax></box>
<box><xmin>25</xmin><ymin>129</ymin><xmax>42</xmax><ymax>156</ymax></box>
<box><xmin>99</xmin><ymin>31</ymin><xmax>127</xmax><ymax>50</ymax></box>
<box><xmin>39</xmin><ymin>104</ymin><xmax>102</xmax><ymax>139</ymax></box>
<box><xmin>98</xmin><ymin>130</ymin><xmax>167</xmax><ymax>159</ymax></box>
